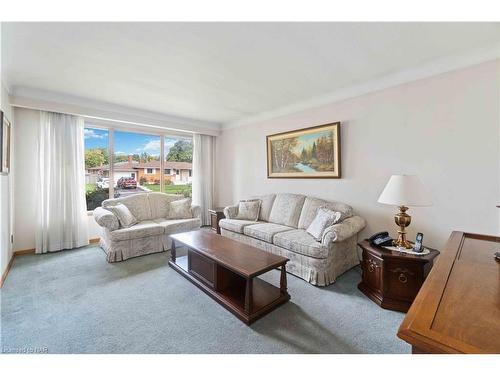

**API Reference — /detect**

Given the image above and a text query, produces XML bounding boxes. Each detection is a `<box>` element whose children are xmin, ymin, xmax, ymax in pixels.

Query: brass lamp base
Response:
<box><xmin>393</xmin><ymin>206</ymin><xmax>413</xmax><ymax>249</ymax></box>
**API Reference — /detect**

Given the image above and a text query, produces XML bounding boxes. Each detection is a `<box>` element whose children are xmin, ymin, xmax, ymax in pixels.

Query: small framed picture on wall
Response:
<box><xmin>1</xmin><ymin>110</ymin><xmax>12</xmax><ymax>175</ymax></box>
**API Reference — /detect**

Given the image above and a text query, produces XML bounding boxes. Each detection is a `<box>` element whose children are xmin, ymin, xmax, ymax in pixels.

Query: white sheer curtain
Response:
<box><xmin>35</xmin><ymin>111</ymin><xmax>89</xmax><ymax>254</ymax></box>
<box><xmin>192</xmin><ymin>133</ymin><xmax>215</xmax><ymax>226</ymax></box>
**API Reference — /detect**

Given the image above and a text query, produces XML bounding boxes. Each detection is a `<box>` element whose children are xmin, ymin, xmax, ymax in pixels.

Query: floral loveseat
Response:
<box><xmin>220</xmin><ymin>193</ymin><xmax>366</xmax><ymax>286</ymax></box>
<box><xmin>93</xmin><ymin>192</ymin><xmax>201</xmax><ymax>262</ymax></box>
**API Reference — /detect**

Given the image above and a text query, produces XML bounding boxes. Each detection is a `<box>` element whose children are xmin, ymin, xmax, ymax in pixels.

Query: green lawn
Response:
<box><xmin>144</xmin><ymin>184</ymin><xmax>192</xmax><ymax>196</ymax></box>
<box><xmin>86</xmin><ymin>182</ymin><xmax>191</xmax><ymax>197</ymax></box>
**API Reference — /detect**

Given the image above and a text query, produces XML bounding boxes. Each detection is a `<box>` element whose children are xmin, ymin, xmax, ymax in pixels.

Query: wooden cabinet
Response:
<box><xmin>398</xmin><ymin>232</ymin><xmax>500</xmax><ymax>353</ymax></box>
<box><xmin>358</xmin><ymin>240</ymin><xmax>439</xmax><ymax>312</ymax></box>
<box><xmin>361</xmin><ymin>252</ymin><xmax>382</xmax><ymax>293</ymax></box>
<box><xmin>208</xmin><ymin>208</ymin><xmax>225</xmax><ymax>234</ymax></box>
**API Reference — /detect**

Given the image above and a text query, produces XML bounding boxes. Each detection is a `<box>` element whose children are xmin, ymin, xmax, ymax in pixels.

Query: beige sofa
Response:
<box><xmin>93</xmin><ymin>192</ymin><xmax>201</xmax><ymax>262</ymax></box>
<box><xmin>220</xmin><ymin>193</ymin><xmax>365</xmax><ymax>286</ymax></box>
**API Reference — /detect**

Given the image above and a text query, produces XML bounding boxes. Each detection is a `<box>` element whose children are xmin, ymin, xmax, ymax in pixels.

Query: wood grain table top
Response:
<box><xmin>398</xmin><ymin>231</ymin><xmax>500</xmax><ymax>353</ymax></box>
<box><xmin>170</xmin><ymin>230</ymin><xmax>288</xmax><ymax>278</ymax></box>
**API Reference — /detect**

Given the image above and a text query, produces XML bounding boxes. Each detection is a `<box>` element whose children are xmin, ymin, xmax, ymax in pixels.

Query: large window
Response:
<box><xmin>114</xmin><ymin>131</ymin><xmax>161</xmax><ymax>197</ymax></box>
<box><xmin>84</xmin><ymin>127</ymin><xmax>110</xmax><ymax>210</ymax></box>
<box><xmin>84</xmin><ymin>126</ymin><xmax>193</xmax><ymax>210</ymax></box>
<box><xmin>164</xmin><ymin>136</ymin><xmax>193</xmax><ymax>197</ymax></box>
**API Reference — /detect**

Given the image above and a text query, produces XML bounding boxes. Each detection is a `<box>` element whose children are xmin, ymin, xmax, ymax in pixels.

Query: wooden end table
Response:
<box><xmin>358</xmin><ymin>239</ymin><xmax>439</xmax><ymax>312</ymax></box>
<box><xmin>208</xmin><ymin>207</ymin><xmax>225</xmax><ymax>234</ymax></box>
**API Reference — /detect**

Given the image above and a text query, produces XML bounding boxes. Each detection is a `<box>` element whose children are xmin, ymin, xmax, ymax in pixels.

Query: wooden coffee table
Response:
<box><xmin>169</xmin><ymin>230</ymin><xmax>290</xmax><ymax>324</ymax></box>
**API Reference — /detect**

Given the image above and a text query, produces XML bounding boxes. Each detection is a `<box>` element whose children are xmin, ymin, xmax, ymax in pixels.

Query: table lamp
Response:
<box><xmin>378</xmin><ymin>175</ymin><xmax>432</xmax><ymax>249</ymax></box>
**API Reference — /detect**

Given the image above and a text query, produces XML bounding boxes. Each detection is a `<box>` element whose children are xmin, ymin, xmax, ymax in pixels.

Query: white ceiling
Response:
<box><xmin>2</xmin><ymin>22</ymin><xmax>499</xmax><ymax>127</ymax></box>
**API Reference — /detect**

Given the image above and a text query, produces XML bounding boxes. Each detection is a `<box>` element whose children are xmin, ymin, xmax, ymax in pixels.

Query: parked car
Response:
<box><xmin>117</xmin><ymin>177</ymin><xmax>137</xmax><ymax>189</ymax></box>
<box><xmin>96</xmin><ymin>178</ymin><xmax>109</xmax><ymax>189</ymax></box>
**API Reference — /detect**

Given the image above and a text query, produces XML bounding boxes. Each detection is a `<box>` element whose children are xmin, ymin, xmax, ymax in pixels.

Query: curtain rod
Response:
<box><xmin>10</xmin><ymin>94</ymin><xmax>221</xmax><ymax>137</ymax></box>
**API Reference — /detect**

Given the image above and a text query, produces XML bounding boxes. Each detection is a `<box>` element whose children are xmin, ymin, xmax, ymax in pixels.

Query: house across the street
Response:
<box><xmin>86</xmin><ymin>155</ymin><xmax>192</xmax><ymax>186</ymax></box>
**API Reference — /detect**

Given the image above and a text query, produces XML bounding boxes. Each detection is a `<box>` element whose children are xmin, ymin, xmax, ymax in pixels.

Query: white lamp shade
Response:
<box><xmin>378</xmin><ymin>175</ymin><xmax>432</xmax><ymax>207</ymax></box>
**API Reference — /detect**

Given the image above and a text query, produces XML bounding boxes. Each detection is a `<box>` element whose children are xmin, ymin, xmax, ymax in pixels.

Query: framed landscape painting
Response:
<box><xmin>267</xmin><ymin>122</ymin><xmax>341</xmax><ymax>178</ymax></box>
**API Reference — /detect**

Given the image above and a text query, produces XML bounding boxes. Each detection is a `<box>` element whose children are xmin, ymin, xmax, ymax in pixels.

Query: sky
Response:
<box><xmin>293</xmin><ymin>129</ymin><xmax>332</xmax><ymax>153</ymax></box>
<box><xmin>84</xmin><ymin>127</ymin><xmax>189</xmax><ymax>157</ymax></box>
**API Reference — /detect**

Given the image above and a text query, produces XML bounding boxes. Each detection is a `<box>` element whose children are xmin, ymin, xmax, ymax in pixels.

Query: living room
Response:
<box><xmin>1</xmin><ymin>1</ymin><xmax>499</xmax><ymax>372</ymax></box>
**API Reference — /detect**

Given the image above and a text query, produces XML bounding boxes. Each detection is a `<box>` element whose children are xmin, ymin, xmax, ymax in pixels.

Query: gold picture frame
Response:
<box><xmin>1</xmin><ymin>110</ymin><xmax>11</xmax><ymax>175</ymax></box>
<box><xmin>266</xmin><ymin>122</ymin><xmax>341</xmax><ymax>179</ymax></box>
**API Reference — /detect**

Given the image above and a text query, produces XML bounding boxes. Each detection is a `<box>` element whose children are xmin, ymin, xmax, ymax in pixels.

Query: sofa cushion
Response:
<box><xmin>153</xmin><ymin>218</ymin><xmax>201</xmax><ymax>234</ymax></box>
<box><xmin>250</xmin><ymin>194</ymin><xmax>276</xmax><ymax>222</ymax></box>
<box><xmin>268</xmin><ymin>193</ymin><xmax>306</xmax><ymax>228</ymax></box>
<box><xmin>298</xmin><ymin>197</ymin><xmax>353</xmax><ymax>229</ymax></box>
<box><xmin>109</xmin><ymin>220</ymin><xmax>164</xmax><ymax>241</ymax></box>
<box><xmin>273</xmin><ymin>229</ymin><xmax>329</xmax><ymax>259</ymax></box>
<box><xmin>103</xmin><ymin>194</ymin><xmax>152</xmax><ymax>221</ymax></box>
<box><xmin>148</xmin><ymin>193</ymin><xmax>184</xmax><ymax>219</ymax></box>
<box><xmin>105</xmin><ymin>203</ymin><xmax>138</xmax><ymax>228</ymax></box>
<box><xmin>306</xmin><ymin>208</ymin><xmax>342</xmax><ymax>241</ymax></box>
<box><xmin>219</xmin><ymin>218</ymin><xmax>260</xmax><ymax>234</ymax></box>
<box><xmin>166</xmin><ymin>198</ymin><xmax>193</xmax><ymax>219</ymax></box>
<box><xmin>235</xmin><ymin>200</ymin><xmax>261</xmax><ymax>221</ymax></box>
<box><xmin>243</xmin><ymin>223</ymin><xmax>294</xmax><ymax>243</ymax></box>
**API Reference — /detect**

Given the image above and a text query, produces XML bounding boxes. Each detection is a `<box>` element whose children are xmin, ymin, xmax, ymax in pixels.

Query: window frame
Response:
<box><xmin>84</xmin><ymin>122</ymin><xmax>193</xmax><ymax>212</ymax></box>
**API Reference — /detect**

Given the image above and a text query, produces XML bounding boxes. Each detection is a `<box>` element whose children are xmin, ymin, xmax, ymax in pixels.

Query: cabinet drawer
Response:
<box><xmin>362</xmin><ymin>252</ymin><xmax>382</xmax><ymax>293</ymax></box>
<box><xmin>188</xmin><ymin>250</ymin><xmax>216</xmax><ymax>288</ymax></box>
<box><xmin>384</xmin><ymin>262</ymin><xmax>422</xmax><ymax>301</ymax></box>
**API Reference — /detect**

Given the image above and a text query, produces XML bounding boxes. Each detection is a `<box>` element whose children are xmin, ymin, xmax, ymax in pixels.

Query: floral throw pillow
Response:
<box><xmin>235</xmin><ymin>199</ymin><xmax>261</xmax><ymax>221</ymax></box>
<box><xmin>166</xmin><ymin>198</ymin><xmax>193</xmax><ymax>219</ymax></box>
<box><xmin>106</xmin><ymin>203</ymin><xmax>138</xmax><ymax>228</ymax></box>
<box><xmin>306</xmin><ymin>207</ymin><xmax>342</xmax><ymax>241</ymax></box>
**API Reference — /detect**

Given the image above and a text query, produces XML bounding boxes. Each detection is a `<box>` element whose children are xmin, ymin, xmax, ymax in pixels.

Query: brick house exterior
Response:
<box><xmin>87</xmin><ymin>156</ymin><xmax>192</xmax><ymax>185</ymax></box>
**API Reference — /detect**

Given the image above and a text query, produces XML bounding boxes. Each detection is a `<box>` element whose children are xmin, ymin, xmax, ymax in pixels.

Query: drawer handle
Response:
<box><xmin>367</xmin><ymin>259</ymin><xmax>379</xmax><ymax>273</ymax></box>
<box><xmin>398</xmin><ymin>273</ymin><xmax>408</xmax><ymax>283</ymax></box>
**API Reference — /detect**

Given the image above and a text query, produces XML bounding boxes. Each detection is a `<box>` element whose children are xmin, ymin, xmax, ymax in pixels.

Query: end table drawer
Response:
<box><xmin>385</xmin><ymin>263</ymin><xmax>421</xmax><ymax>301</ymax></box>
<box><xmin>363</xmin><ymin>253</ymin><xmax>382</xmax><ymax>293</ymax></box>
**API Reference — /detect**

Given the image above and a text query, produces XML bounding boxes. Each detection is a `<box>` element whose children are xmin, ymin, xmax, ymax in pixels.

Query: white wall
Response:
<box><xmin>13</xmin><ymin>107</ymin><xmax>101</xmax><ymax>251</ymax></box>
<box><xmin>216</xmin><ymin>61</ymin><xmax>500</xmax><ymax>250</ymax></box>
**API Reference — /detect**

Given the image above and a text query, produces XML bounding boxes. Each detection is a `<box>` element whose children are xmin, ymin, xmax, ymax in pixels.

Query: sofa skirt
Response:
<box><xmin>221</xmin><ymin>229</ymin><xmax>359</xmax><ymax>286</ymax></box>
<box><xmin>99</xmin><ymin>220</ymin><xmax>201</xmax><ymax>263</ymax></box>
<box><xmin>99</xmin><ymin>233</ymin><xmax>165</xmax><ymax>262</ymax></box>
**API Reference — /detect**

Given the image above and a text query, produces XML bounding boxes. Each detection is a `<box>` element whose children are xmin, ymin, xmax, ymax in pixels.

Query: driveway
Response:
<box><xmin>114</xmin><ymin>186</ymin><xmax>148</xmax><ymax>197</ymax></box>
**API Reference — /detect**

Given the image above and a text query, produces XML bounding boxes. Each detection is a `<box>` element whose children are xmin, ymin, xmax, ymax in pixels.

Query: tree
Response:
<box><xmin>311</xmin><ymin>141</ymin><xmax>317</xmax><ymax>160</ymax></box>
<box><xmin>166</xmin><ymin>140</ymin><xmax>193</xmax><ymax>162</ymax></box>
<box><xmin>316</xmin><ymin>135</ymin><xmax>334</xmax><ymax>164</ymax></box>
<box><xmin>140</xmin><ymin>152</ymin><xmax>155</xmax><ymax>162</ymax></box>
<box><xmin>300</xmin><ymin>148</ymin><xmax>307</xmax><ymax>162</ymax></box>
<box><xmin>272</xmin><ymin>138</ymin><xmax>298</xmax><ymax>171</ymax></box>
<box><xmin>85</xmin><ymin>148</ymin><xmax>107</xmax><ymax>168</ymax></box>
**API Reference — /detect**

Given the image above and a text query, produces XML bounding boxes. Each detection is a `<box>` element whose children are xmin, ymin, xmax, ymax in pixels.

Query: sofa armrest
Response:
<box><xmin>191</xmin><ymin>205</ymin><xmax>201</xmax><ymax>219</ymax></box>
<box><xmin>93</xmin><ymin>207</ymin><xmax>120</xmax><ymax>231</ymax></box>
<box><xmin>223</xmin><ymin>205</ymin><xmax>239</xmax><ymax>219</ymax></box>
<box><xmin>322</xmin><ymin>215</ymin><xmax>366</xmax><ymax>244</ymax></box>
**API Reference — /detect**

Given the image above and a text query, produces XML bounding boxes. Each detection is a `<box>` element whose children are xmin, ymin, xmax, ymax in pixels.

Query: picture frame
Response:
<box><xmin>266</xmin><ymin>122</ymin><xmax>341</xmax><ymax>179</ymax></box>
<box><xmin>1</xmin><ymin>110</ymin><xmax>12</xmax><ymax>175</ymax></box>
